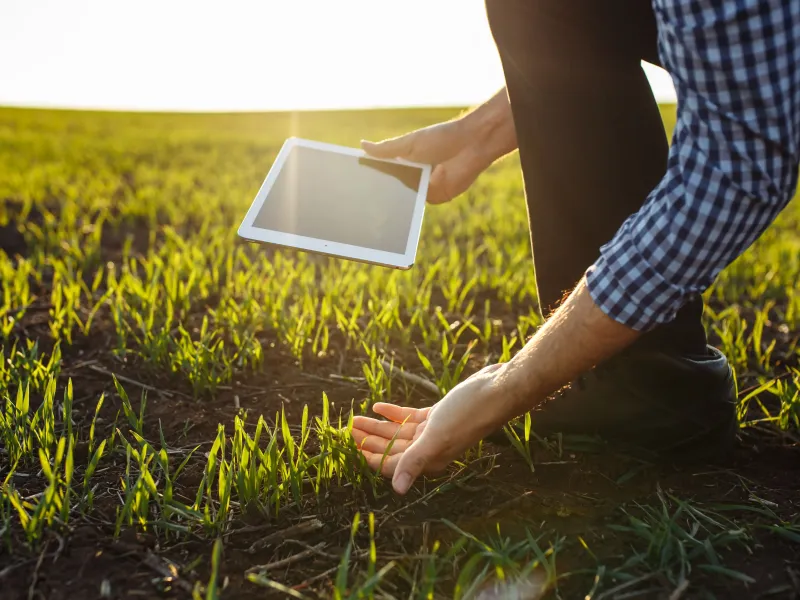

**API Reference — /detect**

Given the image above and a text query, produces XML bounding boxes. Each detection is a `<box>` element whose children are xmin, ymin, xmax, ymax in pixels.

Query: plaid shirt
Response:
<box><xmin>586</xmin><ymin>0</ymin><xmax>800</xmax><ymax>331</ymax></box>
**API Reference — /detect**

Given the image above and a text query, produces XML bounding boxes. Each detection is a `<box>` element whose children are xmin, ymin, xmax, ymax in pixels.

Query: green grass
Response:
<box><xmin>0</xmin><ymin>104</ymin><xmax>798</xmax><ymax>598</ymax></box>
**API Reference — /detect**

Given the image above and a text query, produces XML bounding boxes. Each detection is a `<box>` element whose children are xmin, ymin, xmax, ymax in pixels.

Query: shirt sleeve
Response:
<box><xmin>585</xmin><ymin>0</ymin><xmax>800</xmax><ymax>332</ymax></box>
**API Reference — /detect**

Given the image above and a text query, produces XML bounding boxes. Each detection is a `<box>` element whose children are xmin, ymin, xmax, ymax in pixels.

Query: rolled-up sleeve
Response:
<box><xmin>586</xmin><ymin>0</ymin><xmax>800</xmax><ymax>331</ymax></box>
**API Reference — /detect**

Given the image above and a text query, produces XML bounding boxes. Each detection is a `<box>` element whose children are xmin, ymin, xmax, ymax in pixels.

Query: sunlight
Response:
<box><xmin>0</xmin><ymin>0</ymin><xmax>675</xmax><ymax>111</ymax></box>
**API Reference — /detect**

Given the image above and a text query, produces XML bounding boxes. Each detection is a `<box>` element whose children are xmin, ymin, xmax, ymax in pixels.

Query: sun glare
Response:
<box><xmin>0</xmin><ymin>0</ymin><xmax>675</xmax><ymax>111</ymax></box>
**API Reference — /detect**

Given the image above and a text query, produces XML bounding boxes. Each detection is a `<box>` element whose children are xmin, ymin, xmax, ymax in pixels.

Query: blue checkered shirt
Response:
<box><xmin>586</xmin><ymin>0</ymin><xmax>800</xmax><ymax>331</ymax></box>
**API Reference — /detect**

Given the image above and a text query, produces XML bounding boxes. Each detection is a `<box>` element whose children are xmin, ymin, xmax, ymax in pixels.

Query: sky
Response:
<box><xmin>0</xmin><ymin>0</ymin><xmax>677</xmax><ymax>112</ymax></box>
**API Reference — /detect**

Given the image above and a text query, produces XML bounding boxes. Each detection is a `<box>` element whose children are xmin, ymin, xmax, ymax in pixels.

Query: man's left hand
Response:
<box><xmin>351</xmin><ymin>363</ymin><xmax>510</xmax><ymax>495</ymax></box>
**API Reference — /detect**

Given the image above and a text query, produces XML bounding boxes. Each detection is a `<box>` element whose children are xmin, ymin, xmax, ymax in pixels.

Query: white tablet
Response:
<box><xmin>237</xmin><ymin>137</ymin><xmax>431</xmax><ymax>269</ymax></box>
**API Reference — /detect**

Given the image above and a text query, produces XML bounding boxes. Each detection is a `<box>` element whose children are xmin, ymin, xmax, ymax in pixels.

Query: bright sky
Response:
<box><xmin>0</xmin><ymin>0</ymin><xmax>677</xmax><ymax>112</ymax></box>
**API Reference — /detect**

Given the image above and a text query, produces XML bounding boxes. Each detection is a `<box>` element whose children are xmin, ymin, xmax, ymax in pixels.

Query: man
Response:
<box><xmin>351</xmin><ymin>0</ymin><xmax>800</xmax><ymax>495</ymax></box>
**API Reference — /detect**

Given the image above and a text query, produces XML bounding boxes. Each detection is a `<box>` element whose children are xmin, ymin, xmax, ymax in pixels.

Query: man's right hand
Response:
<box><xmin>361</xmin><ymin>88</ymin><xmax>518</xmax><ymax>205</ymax></box>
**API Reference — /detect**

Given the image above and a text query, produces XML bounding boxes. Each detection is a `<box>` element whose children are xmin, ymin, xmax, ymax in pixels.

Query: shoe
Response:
<box><xmin>487</xmin><ymin>345</ymin><xmax>738</xmax><ymax>463</ymax></box>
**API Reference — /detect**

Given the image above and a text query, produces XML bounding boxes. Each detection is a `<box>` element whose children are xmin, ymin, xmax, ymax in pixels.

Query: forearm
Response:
<box><xmin>494</xmin><ymin>277</ymin><xmax>641</xmax><ymax>418</ymax></box>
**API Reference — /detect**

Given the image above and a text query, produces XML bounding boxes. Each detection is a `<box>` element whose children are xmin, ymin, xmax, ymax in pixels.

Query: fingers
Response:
<box><xmin>361</xmin><ymin>135</ymin><xmax>415</xmax><ymax>160</ymax></box>
<box><xmin>362</xmin><ymin>127</ymin><xmax>486</xmax><ymax>205</ymax></box>
<box><xmin>392</xmin><ymin>434</ymin><xmax>438</xmax><ymax>495</ymax></box>
<box><xmin>362</xmin><ymin>121</ymin><xmax>463</xmax><ymax>165</ymax></box>
<box><xmin>371</xmin><ymin>403</ymin><xmax>430</xmax><ymax>424</ymax></box>
<box><xmin>351</xmin><ymin>428</ymin><xmax>412</xmax><ymax>455</ymax></box>
<box><xmin>350</xmin><ymin>402</ymin><xmax>444</xmax><ymax>493</ymax></box>
<box><xmin>353</xmin><ymin>420</ymin><xmax>441</xmax><ymax>492</ymax></box>
<box><xmin>351</xmin><ymin>415</ymin><xmax>418</xmax><ymax>441</ymax></box>
<box><xmin>426</xmin><ymin>149</ymin><xmax>485</xmax><ymax>205</ymax></box>
<box><xmin>358</xmin><ymin>425</ymin><xmax>445</xmax><ymax>488</ymax></box>
<box><xmin>361</xmin><ymin>450</ymin><xmax>402</xmax><ymax>477</ymax></box>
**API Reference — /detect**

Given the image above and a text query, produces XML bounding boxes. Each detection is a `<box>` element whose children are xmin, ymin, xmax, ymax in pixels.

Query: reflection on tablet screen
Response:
<box><xmin>252</xmin><ymin>146</ymin><xmax>422</xmax><ymax>255</ymax></box>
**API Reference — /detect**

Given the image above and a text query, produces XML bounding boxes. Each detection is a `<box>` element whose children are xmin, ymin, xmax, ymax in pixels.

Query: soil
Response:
<box><xmin>1</xmin><ymin>219</ymin><xmax>799</xmax><ymax>600</ymax></box>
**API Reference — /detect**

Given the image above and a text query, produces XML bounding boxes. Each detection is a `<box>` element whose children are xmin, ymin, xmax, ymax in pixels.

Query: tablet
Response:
<box><xmin>237</xmin><ymin>137</ymin><xmax>431</xmax><ymax>269</ymax></box>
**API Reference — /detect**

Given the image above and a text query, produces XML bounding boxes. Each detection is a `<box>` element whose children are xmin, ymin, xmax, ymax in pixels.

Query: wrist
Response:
<box><xmin>490</xmin><ymin>361</ymin><xmax>542</xmax><ymax>421</ymax></box>
<box><xmin>458</xmin><ymin>96</ymin><xmax>505</xmax><ymax>140</ymax></box>
<box><xmin>457</xmin><ymin>92</ymin><xmax>517</xmax><ymax>164</ymax></box>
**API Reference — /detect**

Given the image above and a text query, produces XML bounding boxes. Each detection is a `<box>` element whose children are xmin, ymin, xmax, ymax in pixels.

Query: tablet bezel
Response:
<box><xmin>237</xmin><ymin>137</ymin><xmax>431</xmax><ymax>270</ymax></box>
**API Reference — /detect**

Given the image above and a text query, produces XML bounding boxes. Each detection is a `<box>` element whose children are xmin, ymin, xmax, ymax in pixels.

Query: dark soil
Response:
<box><xmin>1</xmin><ymin>218</ymin><xmax>799</xmax><ymax>600</ymax></box>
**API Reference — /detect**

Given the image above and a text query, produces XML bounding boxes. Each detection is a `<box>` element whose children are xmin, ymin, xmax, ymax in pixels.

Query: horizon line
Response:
<box><xmin>0</xmin><ymin>100</ymin><xmax>678</xmax><ymax>116</ymax></box>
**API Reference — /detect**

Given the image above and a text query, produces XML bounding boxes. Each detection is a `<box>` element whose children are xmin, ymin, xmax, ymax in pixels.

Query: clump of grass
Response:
<box><xmin>601</xmin><ymin>486</ymin><xmax>755</xmax><ymax>593</ymax></box>
<box><xmin>737</xmin><ymin>369</ymin><xmax>800</xmax><ymax>431</ymax></box>
<box><xmin>193</xmin><ymin>538</ymin><xmax>224</xmax><ymax>600</ymax></box>
<box><xmin>360</xmin><ymin>344</ymin><xmax>391</xmax><ymax>414</ymax></box>
<box><xmin>441</xmin><ymin>520</ymin><xmax>562</xmax><ymax>600</ymax></box>
<box><xmin>503</xmin><ymin>412</ymin><xmax>535</xmax><ymax>472</ymax></box>
<box><xmin>0</xmin><ymin>340</ymin><xmax>61</xmax><ymax>396</ymax></box>
<box><xmin>247</xmin><ymin>511</ymin><xmax>395</xmax><ymax>599</ymax></box>
<box><xmin>110</xmin><ymin>386</ymin><xmax>385</xmax><ymax>538</ymax></box>
<box><xmin>417</xmin><ymin>336</ymin><xmax>477</xmax><ymax>396</ymax></box>
<box><xmin>0</xmin><ymin>255</ymin><xmax>36</xmax><ymax>341</ymax></box>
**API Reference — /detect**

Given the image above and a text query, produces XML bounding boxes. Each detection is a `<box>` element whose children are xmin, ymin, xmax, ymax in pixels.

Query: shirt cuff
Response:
<box><xmin>584</xmin><ymin>229</ymin><xmax>689</xmax><ymax>332</ymax></box>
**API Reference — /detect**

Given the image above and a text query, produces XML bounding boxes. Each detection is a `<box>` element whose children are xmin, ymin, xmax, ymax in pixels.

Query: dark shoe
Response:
<box><xmin>488</xmin><ymin>345</ymin><xmax>737</xmax><ymax>463</ymax></box>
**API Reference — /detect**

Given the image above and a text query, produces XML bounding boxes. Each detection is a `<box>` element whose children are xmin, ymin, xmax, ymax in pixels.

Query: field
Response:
<box><xmin>0</xmin><ymin>104</ymin><xmax>798</xmax><ymax>600</ymax></box>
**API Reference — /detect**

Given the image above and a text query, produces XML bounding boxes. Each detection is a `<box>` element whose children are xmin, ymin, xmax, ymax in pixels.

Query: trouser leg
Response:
<box><xmin>485</xmin><ymin>0</ymin><xmax>707</xmax><ymax>354</ymax></box>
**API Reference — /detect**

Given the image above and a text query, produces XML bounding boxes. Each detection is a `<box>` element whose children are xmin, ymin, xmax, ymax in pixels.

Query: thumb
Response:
<box><xmin>426</xmin><ymin>150</ymin><xmax>485</xmax><ymax>205</ymax></box>
<box><xmin>361</xmin><ymin>134</ymin><xmax>415</xmax><ymax>160</ymax></box>
<box><xmin>392</xmin><ymin>435</ymin><xmax>437</xmax><ymax>494</ymax></box>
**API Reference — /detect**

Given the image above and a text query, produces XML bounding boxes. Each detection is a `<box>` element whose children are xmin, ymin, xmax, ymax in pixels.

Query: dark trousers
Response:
<box><xmin>485</xmin><ymin>0</ymin><xmax>708</xmax><ymax>355</ymax></box>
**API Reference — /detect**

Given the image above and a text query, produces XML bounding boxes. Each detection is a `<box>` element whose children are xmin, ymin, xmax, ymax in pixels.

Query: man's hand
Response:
<box><xmin>361</xmin><ymin>89</ymin><xmax>517</xmax><ymax>205</ymax></box>
<box><xmin>352</xmin><ymin>364</ymin><xmax>508</xmax><ymax>494</ymax></box>
<box><xmin>351</xmin><ymin>279</ymin><xmax>642</xmax><ymax>495</ymax></box>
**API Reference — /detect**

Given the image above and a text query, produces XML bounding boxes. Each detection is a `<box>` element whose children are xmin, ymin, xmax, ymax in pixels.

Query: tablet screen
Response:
<box><xmin>252</xmin><ymin>145</ymin><xmax>423</xmax><ymax>255</ymax></box>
